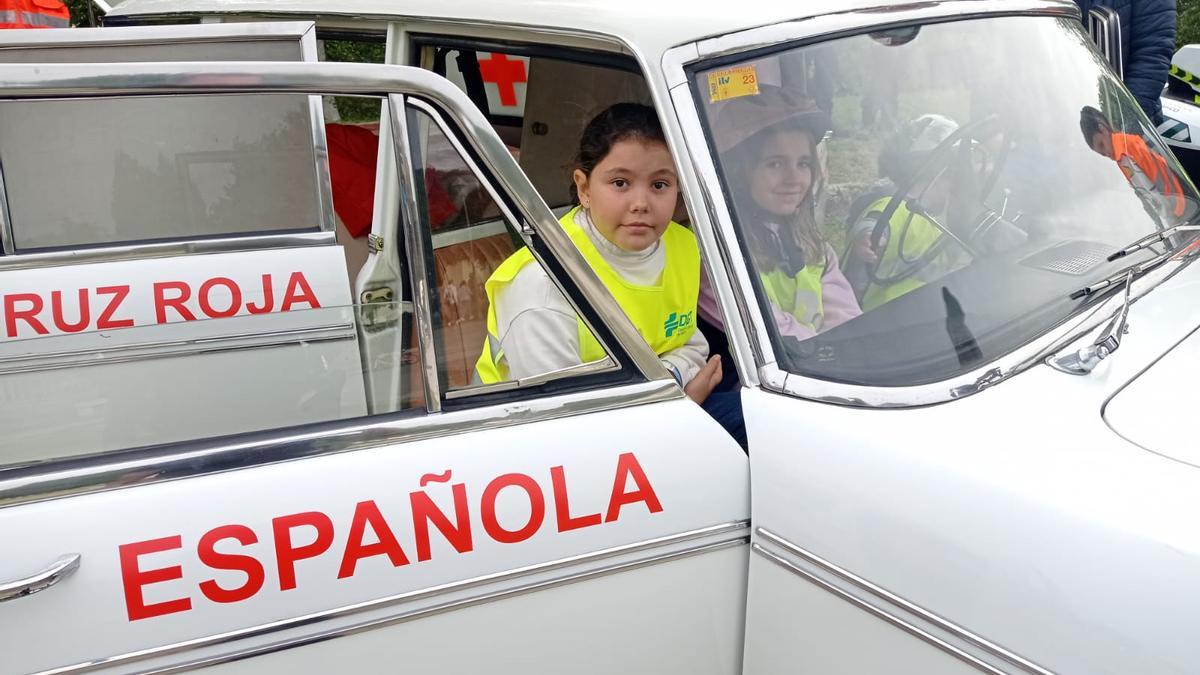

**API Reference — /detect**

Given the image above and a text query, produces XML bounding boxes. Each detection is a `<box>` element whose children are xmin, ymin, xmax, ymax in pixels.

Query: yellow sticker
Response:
<box><xmin>708</xmin><ymin>66</ymin><xmax>760</xmax><ymax>103</ymax></box>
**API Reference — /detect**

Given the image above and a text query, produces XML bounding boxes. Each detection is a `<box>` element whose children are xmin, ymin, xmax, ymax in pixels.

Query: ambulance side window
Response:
<box><xmin>405</xmin><ymin>103</ymin><xmax>617</xmax><ymax>393</ymax></box>
<box><xmin>0</xmin><ymin>93</ymin><xmax>324</xmax><ymax>252</ymax></box>
<box><xmin>417</xmin><ymin>43</ymin><xmax>652</xmax><ymax>214</ymax></box>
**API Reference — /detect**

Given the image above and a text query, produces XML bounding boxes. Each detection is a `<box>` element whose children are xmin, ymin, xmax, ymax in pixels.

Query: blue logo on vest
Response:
<box><xmin>664</xmin><ymin>311</ymin><xmax>693</xmax><ymax>338</ymax></box>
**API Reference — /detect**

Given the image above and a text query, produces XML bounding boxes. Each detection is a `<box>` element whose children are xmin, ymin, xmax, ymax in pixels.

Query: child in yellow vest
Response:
<box><xmin>475</xmin><ymin>103</ymin><xmax>721</xmax><ymax>403</ymax></box>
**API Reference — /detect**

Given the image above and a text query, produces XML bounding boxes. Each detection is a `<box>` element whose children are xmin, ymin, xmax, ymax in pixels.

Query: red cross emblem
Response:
<box><xmin>478</xmin><ymin>53</ymin><xmax>528</xmax><ymax>107</ymax></box>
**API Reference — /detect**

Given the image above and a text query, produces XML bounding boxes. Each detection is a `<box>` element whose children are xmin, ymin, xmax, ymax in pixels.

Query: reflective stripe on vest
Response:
<box><xmin>860</xmin><ymin>196</ymin><xmax>960</xmax><ymax>311</ymax></box>
<box><xmin>0</xmin><ymin>0</ymin><xmax>70</xmax><ymax>28</ymax></box>
<box><xmin>759</xmin><ymin>264</ymin><xmax>825</xmax><ymax>331</ymax></box>
<box><xmin>475</xmin><ymin>207</ymin><xmax>700</xmax><ymax>384</ymax></box>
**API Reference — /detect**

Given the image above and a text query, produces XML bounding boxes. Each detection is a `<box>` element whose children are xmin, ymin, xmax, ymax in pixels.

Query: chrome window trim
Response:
<box><xmin>0</xmin><ymin>232</ymin><xmax>336</xmax><ymax>271</ymax></box>
<box><xmin>0</xmin><ymin>322</ymin><xmax>356</xmax><ymax>375</ymax></box>
<box><xmin>754</xmin><ymin>527</ymin><xmax>1054</xmax><ymax>675</ymax></box>
<box><xmin>0</xmin><ymin>151</ymin><xmax>12</xmax><ymax>255</ymax></box>
<box><xmin>660</xmin><ymin>0</ymin><xmax>1158</xmax><ymax>408</ymax></box>
<box><xmin>0</xmin><ymin>377</ymin><xmax>681</xmax><ymax>508</ymax></box>
<box><xmin>306</xmin><ymin>89</ymin><xmax>337</xmax><ymax>235</ymax></box>
<box><xmin>389</xmin><ymin>92</ymin><xmax>442</xmax><ymax>413</ymax></box>
<box><xmin>444</xmin><ymin>358</ymin><xmax>619</xmax><ymax>400</ymax></box>
<box><xmin>41</xmin><ymin>521</ymin><xmax>748</xmax><ymax>674</ymax></box>
<box><xmin>0</xmin><ymin>20</ymin><xmax>322</xmax><ymax>50</ymax></box>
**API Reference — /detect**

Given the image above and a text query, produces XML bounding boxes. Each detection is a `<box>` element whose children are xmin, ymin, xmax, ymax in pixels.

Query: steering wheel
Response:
<box><xmin>866</xmin><ymin>114</ymin><xmax>1012</xmax><ymax>288</ymax></box>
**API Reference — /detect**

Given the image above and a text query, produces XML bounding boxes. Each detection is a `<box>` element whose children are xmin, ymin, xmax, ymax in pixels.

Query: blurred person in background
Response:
<box><xmin>0</xmin><ymin>0</ymin><xmax>70</xmax><ymax>28</ymax></box>
<box><xmin>1075</xmin><ymin>0</ymin><xmax>1177</xmax><ymax>124</ymax></box>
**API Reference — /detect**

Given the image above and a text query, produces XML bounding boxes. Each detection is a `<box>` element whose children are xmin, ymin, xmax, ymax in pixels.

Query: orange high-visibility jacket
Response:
<box><xmin>0</xmin><ymin>0</ymin><xmax>70</xmax><ymax>29</ymax></box>
<box><xmin>1110</xmin><ymin>133</ymin><xmax>1187</xmax><ymax>217</ymax></box>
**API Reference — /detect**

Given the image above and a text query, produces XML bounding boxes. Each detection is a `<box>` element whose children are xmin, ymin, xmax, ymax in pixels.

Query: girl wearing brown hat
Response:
<box><xmin>702</xmin><ymin>88</ymin><xmax>861</xmax><ymax>346</ymax></box>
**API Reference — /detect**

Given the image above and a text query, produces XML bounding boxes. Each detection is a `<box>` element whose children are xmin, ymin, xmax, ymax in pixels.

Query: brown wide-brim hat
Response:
<box><xmin>710</xmin><ymin>86</ymin><xmax>832</xmax><ymax>154</ymax></box>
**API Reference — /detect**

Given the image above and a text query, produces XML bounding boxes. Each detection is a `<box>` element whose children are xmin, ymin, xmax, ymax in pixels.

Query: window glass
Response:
<box><xmin>694</xmin><ymin>16</ymin><xmax>1200</xmax><ymax>388</ymax></box>
<box><xmin>0</xmin><ymin>94</ymin><xmax>323</xmax><ymax>250</ymax></box>
<box><xmin>405</xmin><ymin>104</ymin><xmax>613</xmax><ymax>392</ymax></box>
<box><xmin>420</xmin><ymin>46</ymin><xmax>651</xmax><ymax>213</ymax></box>
<box><xmin>0</xmin><ymin>299</ymin><xmax>422</xmax><ymax>466</ymax></box>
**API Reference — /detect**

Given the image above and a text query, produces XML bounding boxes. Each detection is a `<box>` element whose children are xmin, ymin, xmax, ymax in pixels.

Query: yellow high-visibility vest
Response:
<box><xmin>759</xmin><ymin>263</ymin><xmax>826</xmax><ymax>331</ymax></box>
<box><xmin>860</xmin><ymin>196</ymin><xmax>953</xmax><ymax>311</ymax></box>
<box><xmin>475</xmin><ymin>207</ymin><xmax>700</xmax><ymax>384</ymax></box>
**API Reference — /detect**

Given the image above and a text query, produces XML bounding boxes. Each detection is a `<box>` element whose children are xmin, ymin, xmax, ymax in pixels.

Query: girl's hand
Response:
<box><xmin>684</xmin><ymin>355</ymin><xmax>723</xmax><ymax>404</ymax></box>
<box><xmin>853</xmin><ymin>229</ymin><xmax>884</xmax><ymax>264</ymax></box>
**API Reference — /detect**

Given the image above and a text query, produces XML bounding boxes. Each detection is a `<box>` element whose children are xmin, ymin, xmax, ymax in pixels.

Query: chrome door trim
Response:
<box><xmin>755</xmin><ymin>527</ymin><xmax>1054</xmax><ymax>675</ymax></box>
<box><xmin>40</xmin><ymin>521</ymin><xmax>749</xmax><ymax>674</ymax></box>
<box><xmin>388</xmin><ymin>92</ymin><xmax>442</xmax><ymax>413</ymax></box>
<box><xmin>0</xmin><ymin>231</ymin><xmax>336</xmax><ymax>271</ymax></box>
<box><xmin>0</xmin><ymin>377</ymin><xmax>682</xmax><ymax>507</ymax></box>
<box><xmin>0</xmin><ymin>322</ymin><xmax>356</xmax><ymax>375</ymax></box>
<box><xmin>0</xmin><ymin>553</ymin><xmax>80</xmax><ymax>603</ymax></box>
<box><xmin>660</xmin><ymin>1</ymin><xmax>1175</xmax><ymax>409</ymax></box>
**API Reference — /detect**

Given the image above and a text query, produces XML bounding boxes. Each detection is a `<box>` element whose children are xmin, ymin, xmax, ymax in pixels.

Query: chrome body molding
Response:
<box><xmin>0</xmin><ymin>231</ymin><xmax>336</xmax><ymax>271</ymax></box>
<box><xmin>39</xmin><ymin>521</ymin><xmax>750</xmax><ymax>674</ymax></box>
<box><xmin>660</xmin><ymin>0</ymin><xmax>1179</xmax><ymax>409</ymax></box>
<box><xmin>0</xmin><ymin>378</ymin><xmax>681</xmax><ymax>508</ymax></box>
<box><xmin>0</xmin><ymin>322</ymin><xmax>356</xmax><ymax>375</ymax></box>
<box><xmin>754</xmin><ymin>528</ymin><xmax>1054</xmax><ymax>675</ymax></box>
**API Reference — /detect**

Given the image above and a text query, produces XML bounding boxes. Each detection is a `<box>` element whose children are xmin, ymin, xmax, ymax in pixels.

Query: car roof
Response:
<box><xmin>104</xmin><ymin>0</ymin><xmax>1033</xmax><ymax>59</ymax></box>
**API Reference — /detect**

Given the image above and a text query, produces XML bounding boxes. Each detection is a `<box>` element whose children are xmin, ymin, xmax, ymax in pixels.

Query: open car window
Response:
<box><xmin>693</xmin><ymin>16</ymin><xmax>1200</xmax><ymax>388</ymax></box>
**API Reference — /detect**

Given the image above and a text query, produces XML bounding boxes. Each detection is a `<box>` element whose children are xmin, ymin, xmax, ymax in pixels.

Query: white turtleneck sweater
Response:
<box><xmin>491</xmin><ymin>209</ymin><xmax>709</xmax><ymax>384</ymax></box>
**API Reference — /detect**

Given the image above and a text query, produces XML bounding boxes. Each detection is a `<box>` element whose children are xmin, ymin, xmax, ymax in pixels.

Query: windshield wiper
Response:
<box><xmin>1051</xmin><ymin>269</ymin><xmax>1134</xmax><ymax>375</ymax></box>
<box><xmin>1106</xmin><ymin>224</ymin><xmax>1200</xmax><ymax>262</ymax></box>
<box><xmin>1069</xmin><ymin>244</ymin><xmax>1179</xmax><ymax>300</ymax></box>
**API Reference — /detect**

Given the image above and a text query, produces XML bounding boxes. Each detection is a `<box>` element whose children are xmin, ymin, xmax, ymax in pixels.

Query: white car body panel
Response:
<box><xmin>0</xmin><ymin>397</ymin><xmax>748</xmax><ymax>673</ymax></box>
<box><xmin>3</xmin><ymin>1</ymin><xmax>1196</xmax><ymax>673</ymax></box>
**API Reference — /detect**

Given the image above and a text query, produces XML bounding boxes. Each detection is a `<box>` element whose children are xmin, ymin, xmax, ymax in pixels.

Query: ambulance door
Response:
<box><xmin>0</xmin><ymin>59</ymin><xmax>749</xmax><ymax>674</ymax></box>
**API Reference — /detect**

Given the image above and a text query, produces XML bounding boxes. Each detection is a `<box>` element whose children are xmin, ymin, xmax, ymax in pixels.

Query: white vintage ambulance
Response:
<box><xmin>1</xmin><ymin>1</ymin><xmax>1198</xmax><ymax>673</ymax></box>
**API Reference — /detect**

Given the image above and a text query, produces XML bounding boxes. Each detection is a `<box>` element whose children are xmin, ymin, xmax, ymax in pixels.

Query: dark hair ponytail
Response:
<box><xmin>570</xmin><ymin>102</ymin><xmax>667</xmax><ymax>204</ymax></box>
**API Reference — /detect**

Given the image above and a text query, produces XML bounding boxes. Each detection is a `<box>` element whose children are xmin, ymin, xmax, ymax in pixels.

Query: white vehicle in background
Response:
<box><xmin>1</xmin><ymin>1</ymin><xmax>1198</xmax><ymax>674</ymax></box>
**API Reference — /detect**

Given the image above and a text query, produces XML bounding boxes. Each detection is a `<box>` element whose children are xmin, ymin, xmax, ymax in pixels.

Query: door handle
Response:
<box><xmin>0</xmin><ymin>554</ymin><xmax>81</xmax><ymax>602</ymax></box>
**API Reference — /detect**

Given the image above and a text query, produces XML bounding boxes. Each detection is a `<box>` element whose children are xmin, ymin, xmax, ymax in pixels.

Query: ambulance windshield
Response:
<box><xmin>694</xmin><ymin>14</ymin><xmax>1200</xmax><ymax>388</ymax></box>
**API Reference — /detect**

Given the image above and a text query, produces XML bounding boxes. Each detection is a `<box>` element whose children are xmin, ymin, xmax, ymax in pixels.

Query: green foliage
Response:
<box><xmin>324</xmin><ymin>40</ymin><xmax>386</xmax><ymax>123</ymax></box>
<box><xmin>1181</xmin><ymin>0</ymin><xmax>1200</xmax><ymax>49</ymax></box>
<box><xmin>62</xmin><ymin>0</ymin><xmax>101</xmax><ymax>26</ymax></box>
